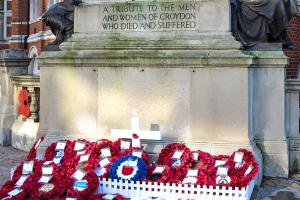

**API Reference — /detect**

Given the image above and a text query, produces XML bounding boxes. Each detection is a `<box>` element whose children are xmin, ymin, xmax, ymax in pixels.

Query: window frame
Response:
<box><xmin>0</xmin><ymin>0</ymin><xmax>7</xmax><ymax>41</ymax></box>
<box><xmin>30</xmin><ymin>0</ymin><xmax>41</xmax><ymax>21</ymax></box>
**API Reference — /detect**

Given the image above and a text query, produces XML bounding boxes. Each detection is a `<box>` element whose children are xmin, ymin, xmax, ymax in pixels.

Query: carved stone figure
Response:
<box><xmin>42</xmin><ymin>0</ymin><xmax>82</xmax><ymax>49</ymax></box>
<box><xmin>231</xmin><ymin>0</ymin><xmax>299</xmax><ymax>49</ymax></box>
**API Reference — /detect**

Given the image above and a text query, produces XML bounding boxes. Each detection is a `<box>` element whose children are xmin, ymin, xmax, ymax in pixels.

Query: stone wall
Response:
<box><xmin>0</xmin><ymin>49</ymin><xmax>30</xmax><ymax>146</ymax></box>
<box><xmin>286</xmin><ymin>79</ymin><xmax>300</xmax><ymax>172</ymax></box>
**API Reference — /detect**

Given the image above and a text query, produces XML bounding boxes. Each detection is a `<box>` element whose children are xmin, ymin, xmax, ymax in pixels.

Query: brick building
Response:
<box><xmin>0</xmin><ymin>0</ymin><xmax>57</xmax><ymax>75</ymax></box>
<box><xmin>286</xmin><ymin>17</ymin><xmax>300</xmax><ymax>79</ymax></box>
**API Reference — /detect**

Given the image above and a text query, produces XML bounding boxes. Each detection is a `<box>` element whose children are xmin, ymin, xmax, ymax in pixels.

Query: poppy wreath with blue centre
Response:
<box><xmin>109</xmin><ymin>155</ymin><xmax>148</xmax><ymax>181</ymax></box>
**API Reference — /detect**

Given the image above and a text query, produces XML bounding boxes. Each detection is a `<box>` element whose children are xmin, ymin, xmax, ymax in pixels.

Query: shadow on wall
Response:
<box><xmin>1</xmin><ymin>128</ymin><xmax>11</xmax><ymax>146</ymax></box>
<box><xmin>292</xmin><ymin>159</ymin><xmax>299</xmax><ymax>173</ymax></box>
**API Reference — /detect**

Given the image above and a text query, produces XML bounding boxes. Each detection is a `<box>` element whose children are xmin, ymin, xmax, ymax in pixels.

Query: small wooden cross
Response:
<box><xmin>111</xmin><ymin>117</ymin><xmax>161</xmax><ymax>141</ymax></box>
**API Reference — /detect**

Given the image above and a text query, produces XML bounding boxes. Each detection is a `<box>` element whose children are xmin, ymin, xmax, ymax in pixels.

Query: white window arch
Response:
<box><xmin>28</xmin><ymin>46</ymin><xmax>40</xmax><ymax>76</ymax></box>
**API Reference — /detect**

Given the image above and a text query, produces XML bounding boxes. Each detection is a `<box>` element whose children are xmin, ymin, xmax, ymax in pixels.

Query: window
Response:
<box><xmin>30</xmin><ymin>0</ymin><xmax>40</xmax><ymax>21</ymax></box>
<box><xmin>48</xmin><ymin>0</ymin><xmax>61</xmax><ymax>9</ymax></box>
<box><xmin>0</xmin><ymin>0</ymin><xmax>4</xmax><ymax>40</ymax></box>
<box><xmin>296</xmin><ymin>0</ymin><xmax>300</xmax><ymax>16</ymax></box>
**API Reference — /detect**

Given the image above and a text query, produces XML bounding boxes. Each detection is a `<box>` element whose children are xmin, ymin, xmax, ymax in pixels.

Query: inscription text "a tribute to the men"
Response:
<box><xmin>101</xmin><ymin>2</ymin><xmax>198</xmax><ymax>31</ymax></box>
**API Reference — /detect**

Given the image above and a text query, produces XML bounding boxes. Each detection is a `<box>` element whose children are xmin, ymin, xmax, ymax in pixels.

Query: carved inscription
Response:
<box><xmin>100</xmin><ymin>2</ymin><xmax>198</xmax><ymax>31</ymax></box>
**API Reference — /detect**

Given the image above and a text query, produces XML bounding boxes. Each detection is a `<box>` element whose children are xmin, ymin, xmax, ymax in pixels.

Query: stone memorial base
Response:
<box><xmin>38</xmin><ymin>33</ymin><xmax>288</xmax><ymax>180</ymax></box>
<box><xmin>37</xmin><ymin>0</ymin><xmax>289</xmax><ymax>180</ymax></box>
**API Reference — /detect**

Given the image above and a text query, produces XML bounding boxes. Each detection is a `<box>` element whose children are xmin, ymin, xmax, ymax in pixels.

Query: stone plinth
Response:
<box><xmin>246</xmin><ymin>51</ymin><xmax>288</xmax><ymax>177</ymax></box>
<box><xmin>286</xmin><ymin>79</ymin><xmax>300</xmax><ymax>173</ymax></box>
<box><xmin>38</xmin><ymin>0</ymin><xmax>289</xmax><ymax>179</ymax></box>
<box><xmin>0</xmin><ymin>49</ymin><xmax>30</xmax><ymax>146</ymax></box>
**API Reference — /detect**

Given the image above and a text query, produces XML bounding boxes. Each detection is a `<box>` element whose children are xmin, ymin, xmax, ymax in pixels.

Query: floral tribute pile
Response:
<box><xmin>0</xmin><ymin>137</ymin><xmax>259</xmax><ymax>199</ymax></box>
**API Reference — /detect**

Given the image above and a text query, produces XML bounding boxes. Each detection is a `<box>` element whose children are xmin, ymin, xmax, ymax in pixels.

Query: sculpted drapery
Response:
<box><xmin>231</xmin><ymin>0</ymin><xmax>299</xmax><ymax>49</ymax></box>
<box><xmin>42</xmin><ymin>0</ymin><xmax>82</xmax><ymax>47</ymax></box>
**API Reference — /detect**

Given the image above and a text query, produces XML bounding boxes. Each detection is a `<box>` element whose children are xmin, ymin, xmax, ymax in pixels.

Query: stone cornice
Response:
<box><xmin>10</xmin><ymin>75</ymin><xmax>40</xmax><ymax>87</ymax></box>
<box><xmin>243</xmin><ymin>50</ymin><xmax>288</xmax><ymax>68</ymax></box>
<box><xmin>286</xmin><ymin>79</ymin><xmax>300</xmax><ymax>91</ymax></box>
<box><xmin>39</xmin><ymin>33</ymin><xmax>255</xmax><ymax>68</ymax></box>
<box><xmin>39</xmin><ymin>49</ymin><xmax>254</xmax><ymax>68</ymax></box>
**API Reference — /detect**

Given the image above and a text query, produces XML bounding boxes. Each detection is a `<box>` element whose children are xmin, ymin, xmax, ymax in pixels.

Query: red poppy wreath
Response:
<box><xmin>157</xmin><ymin>143</ymin><xmax>194</xmax><ymax>183</ymax></box>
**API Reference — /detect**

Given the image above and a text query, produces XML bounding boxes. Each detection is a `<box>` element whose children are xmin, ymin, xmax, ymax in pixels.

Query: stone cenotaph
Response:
<box><xmin>38</xmin><ymin>0</ymin><xmax>289</xmax><ymax>180</ymax></box>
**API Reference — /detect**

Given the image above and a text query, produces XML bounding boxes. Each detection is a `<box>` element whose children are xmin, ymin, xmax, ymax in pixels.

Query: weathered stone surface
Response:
<box><xmin>0</xmin><ymin>49</ymin><xmax>30</xmax><ymax>146</ymax></box>
<box><xmin>246</xmin><ymin>51</ymin><xmax>288</xmax><ymax>177</ymax></box>
<box><xmin>76</xmin><ymin>0</ymin><xmax>230</xmax><ymax>34</ymax></box>
<box><xmin>286</xmin><ymin>79</ymin><xmax>300</xmax><ymax>173</ymax></box>
<box><xmin>11</xmin><ymin>119</ymin><xmax>39</xmax><ymax>152</ymax></box>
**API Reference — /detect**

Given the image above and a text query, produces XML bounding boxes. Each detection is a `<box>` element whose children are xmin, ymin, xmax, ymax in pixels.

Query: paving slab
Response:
<box><xmin>254</xmin><ymin>176</ymin><xmax>300</xmax><ymax>200</ymax></box>
<box><xmin>0</xmin><ymin>146</ymin><xmax>27</xmax><ymax>186</ymax></box>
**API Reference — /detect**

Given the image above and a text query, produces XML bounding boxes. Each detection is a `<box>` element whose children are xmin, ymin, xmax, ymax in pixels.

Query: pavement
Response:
<box><xmin>0</xmin><ymin>146</ymin><xmax>299</xmax><ymax>200</ymax></box>
<box><xmin>0</xmin><ymin>146</ymin><xmax>27</xmax><ymax>186</ymax></box>
<box><xmin>252</xmin><ymin>175</ymin><xmax>300</xmax><ymax>200</ymax></box>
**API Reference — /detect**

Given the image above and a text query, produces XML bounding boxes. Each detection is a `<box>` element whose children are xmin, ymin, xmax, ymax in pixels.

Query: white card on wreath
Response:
<box><xmin>53</xmin><ymin>150</ymin><xmax>64</xmax><ymax>164</ymax></box>
<box><xmin>53</xmin><ymin>157</ymin><xmax>62</xmax><ymax>164</ymax></box>
<box><xmin>172</xmin><ymin>150</ymin><xmax>184</xmax><ymax>159</ymax></box>
<box><xmin>95</xmin><ymin>167</ymin><xmax>107</xmax><ymax>176</ymax></box>
<box><xmin>187</xmin><ymin>169</ymin><xmax>198</xmax><ymax>177</ymax></box>
<box><xmin>76</xmin><ymin>150</ymin><xmax>86</xmax><ymax>156</ymax></box>
<box><xmin>42</xmin><ymin>165</ymin><xmax>53</xmax><ymax>175</ymax></box>
<box><xmin>7</xmin><ymin>188</ymin><xmax>23</xmax><ymax>197</ymax></box>
<box><xmin>72</xmin><ymin>169</ymin><xmax>87</xmax><ymax>181</ymax></box>
<box><xmin>38</xmin><ymin>175</ymin><xmax>52</xmax><ymax>184</ymax></box>
<box><xmin>132</xmin><ymin>138</ymin><xmax>141</xmax><ymax>148</ymax></box>
<box><xmin>217</xmin><ymin>166</ymin><xmax>228</xmax><ymax>176</ymax></box>
<box><xmin>121</xmin><ymin>140</ymin><xmax>131</xmax><ymax>150</ymax></box>
<box><xmin>43</xmin><ymin>161</ymin><xmax>53</xmax><ymax>165</ymax></box>
<box><xmin>79</xmin><ymin>154</ymin><xmax>90</xmax><ymax>163</ymax></box>
<box><xmin>183</xmin><ymin>176</ymin><xmax>198</xmax><ymax>184</ymax></box>
<box><xmin>99</xmin><ymin>158</ymin><xmax>110</xmax><ymax>167</ymax></box>
<box><xmin>234</xmin><ymin>152</ymin><xmax>244</xmax><ymax>163</ymax></box>
<box><xmin>192</xmin><ymin>152</ymin><xmax>199</xmax><ymax>161</ymax></box>
<box><xmin>103</xmin><ymin>194</ymin><xmax>117</xmax><ymax>200</ymax></box>
<box><xmin>215</xmin><ymin>160</ymin><xmax>226</xmax><ymax>167</ymax></box>
<box><xmin>153</xmin><ymin>166</ymin><xmax>165</xmax><ymax>174</ymax></box>
<box><xmin>16</xmin><ymin>175</ymin><xmax>29</xmax><ymax>186</ymax></box>
<box><xmin>132</xmin><ymin>150</ymin><xmax>143</xmax><ymax>158</ymax></box>
<box><xmin>101</xmin><ymin>147</ymin><xmax>111</xmax><ymax>158</ymax></box>
<box><xmin>22</xmin><ymin>161</ymin><xmax>34</xmax><ymax>174</ymax></box>
<box><xmin>74</xmin><ymin>141</ymin><xmax>85</xmax><ymax>151</ymax></box>
<box><xmin>66</xmin><ymin>198</ymin><xmax>77</xmax><ymax>200</ymax></box>
<box><xmin>245</xmin><ymin>164</ymin><xmax>254</xmax><ymax>176</ymax></box>
<box><xmin>73</xmin><ymin>180</ymin><xmax>88</xmax><ymax>191</ymax></box>
<box><xmin>55</xmin><ymin>141</ymin><xmax>67</xmax><ymax>150</ymax></box>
